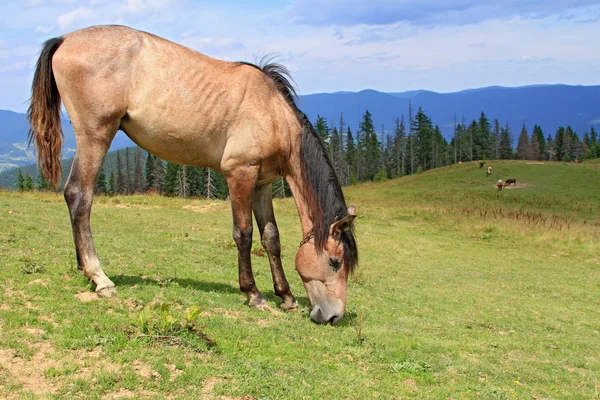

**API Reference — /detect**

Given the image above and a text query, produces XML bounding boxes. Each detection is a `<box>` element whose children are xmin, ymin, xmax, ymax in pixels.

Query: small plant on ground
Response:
<box><xmin>133</xmin><ymin>303</ymin><xmax>215</xmax><ymax>351</ymax></box>
<box><xmin>20</xmin><ymin>255</ymin><xmax>46</xmax><ymax>274</ymax></box>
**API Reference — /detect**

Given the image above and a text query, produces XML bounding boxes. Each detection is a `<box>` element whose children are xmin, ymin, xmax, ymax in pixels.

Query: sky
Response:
<box><xmin>1</xmin><ymin>0</ymin><xmax>599</xmax><ymax>112</ymax></box>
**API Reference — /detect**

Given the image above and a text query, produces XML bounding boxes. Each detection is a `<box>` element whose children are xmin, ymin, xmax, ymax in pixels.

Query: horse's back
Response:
<box><xmin>52</xmin><ymin>25</ymin><xmax>298</xmax><ymax>175</ymax></box>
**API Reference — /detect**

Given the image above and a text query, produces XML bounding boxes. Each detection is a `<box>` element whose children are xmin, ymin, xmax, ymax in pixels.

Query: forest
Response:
<box><xmin>15</xmin><ymin>103</ymin><xmax>600</xmax><ymax>197</ymax></box>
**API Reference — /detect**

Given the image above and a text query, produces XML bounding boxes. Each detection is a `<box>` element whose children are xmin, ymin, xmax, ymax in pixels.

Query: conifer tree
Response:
<box><xmin>186</xmin><ymin>167</ymin><xmax>205</xmax><ymax>197</ymax></box>
<box><xmin>145</xmin><ymin>153</ymin><xmax>155</xmax><ymax>191</ymax></box>
<box><xmin>152</xmin><ymin>157</ymin><xmax>165</xmax><ymax>194</ymax></box>
<box><xmin>359</xmin><ymin>110</ymin><xmax>380</xmax><ymax>181</ymax></box>
<box><xmin>116</xmin><ymin>150</ymin><xmax>126</xmax><ymax>194</ymax></box>
<box><xmin>17</xmin><ymin>169</ymin><xmax>25</xmax><ymax>191</ymax></box>
<box><xmin>95</xmin><ymin>169</ymin><xmax>107</xmax><ymax>194</ymax></box>
<box><xmin>554</xmin><ymin>127</ymin><xmax>565</xmax><ymax>161</ymax></box>
<box><xmin>516</xmin><ymin>124</ymin><xmax>532</xmax><ymax>160</ymax></box>
<box><xmin>394</xmin><ymin>116</ymin><xmax>406</xmax><ymax>176</ymax></box>
<box><xmin>314</xmin><ymin>115</ymin><xmax>329</xmax><ymax>145</ymax></box>
<box><xmin>108</xmin><ymin>171</ymin><xmax>115</xmax><ymax>194</ymax></box>
<box><xmin>125</xmin><ymin>147</ymin><xmax>131</xmax><ymax>195</ymax></box>
<box><xmin>37</xmin><ymin>170</ymin><xmax>51</xmax><ymax>191</ymax></box>
<box><xmin>346</xmin><ymin>127</ymin><xmax>356</xmax><ymax>172</ymax></box>
<box><xmin>533</xmin><ymin>125</ymin><xmax>546</xmax><ymax>159</ymax></box>
<box><xmin>492</xmin><ymin>119</ymin><xmax>501</xmax><ymax>160</ymax></box>
<box><xmin>133</xmin><ymin>147</ymin><xmax>144</xmax><ymax>193</ymax></box>
<box><xmin>164</xmin><ymin>162</ymin><xmax>181</xmax><ymax>196</ymax></box>
<box><xmin>24</xmin><ymin>172</ymin><xmax>34</xmax><ymax>191</ymax></box>
<box><xmin>530</xmin><ymin>129</ymin><xmax>541</xmax><ymax>160</ymax></box>
<box><xmin>499</xmin><ymin>123</ymin><xmax>513</xmax><ymax>159</ymax></box>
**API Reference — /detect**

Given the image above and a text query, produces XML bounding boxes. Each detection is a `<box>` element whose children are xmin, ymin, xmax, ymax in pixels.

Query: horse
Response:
<box><xmin>487</xmin><ymin>166</ymin><xmax>492</xmax><ymax>176</ymax></box>
<box><xmin>504</xmin><ymin>178</ymin><xmax>516</xmax><ymax>186</ymax></box>
<box><xmin>27</xmin><ymin>25</ymin><xmax>358</xmax><ymax>325</ymax></box>
<box><xmin>497</xmin><ymin>180</ymin><xmax>504</xmax><ymax>191</ymax></box>
<box><xmin>479</xmin><ymin>161</ymin><xmax>485</xmax><ymax>168</ymax></box>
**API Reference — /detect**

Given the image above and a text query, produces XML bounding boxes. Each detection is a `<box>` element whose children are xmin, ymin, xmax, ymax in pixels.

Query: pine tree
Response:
<box><xmin>516</xmin><ymin>124</ymin><xmax>532</xmax><ymax>160</ymax></box>
<box><xmin>186</xmin><ymin>167</ymin><xmax>205</xmax><ymax>197</ymax></box>
<box><xmin>153</xmin><ymin>157</ymin><xmax>165</xmax><ymax>194</ymax></box>
<box><xmin>133</xmin><ymin>147</ymin><xmax>144</xmax><ymax>193</ymax></box>
<box><xmin>108</xmin><ymin>171</ymin><xmax>115</xmax><ymax>195</ymax></box>
<box><xmin>177</xmin><ymin>165</ymin><xmax>188</xmax><ymax>197</ymax></box>
<box><xmin>499</xmin><ymin>123</ymin><xmax>513</xmax><ymax>159</ymax></box>
<box><xmin>394</xmin><ymin>116</ymin><xmax>406</xmax><ymax>176</ymax></box>
<box><xmin>125</xmin><ymin>147</ymin><xmax>131</xmax><ymax>195</ymax></box>
<box><xmin>359</xmin><ymin>110</ymin><xmax>380</xmax><ymax>181</ymax></box>
<box><xmin>562</xmin><ymin>126</ymin><xmax>574</xmax><ymax>161</ymax></box>
<box><xmin>314</xmin><ymin>115</ymin><xmax>329</xmax><ymax>145</ymax></box>
<box><xmin>95</xmin><ymin>169</ymin><xmax>107</xmax><ymax>194</ymax></box>
<box><xmin>164</xmin><ymin>162</ymin><xmax>180</xmax><ymax>196</ymax></box>
<box><xmin>492</xmin><ymin>119</ymin><xmax>501</xmax><ymax>160</ymax></box>
<box><xmin>477</xmin><ymin>112</ymin><xmax>492</xmax><ymax>159</ymax></box>
<box><xmin>346</xmin><ymin>127</ymin><xmax>356</xmax><ymax>171</ymax></box>
<box><xmin>145</xmin><ymin>153</ymin><xmax>155</xmax><ymax>191</ymax></box>
<box><xmin>24</xmin><ymin>172</ymin><xmax>34</xmax><ymax>191</ymax></box>
<box><xmin>530</xmin><ymin>129</ymin><xmax>541</xmax><ymax>161</ymax></box>
<box><xmin>533</xmin><ymin>125</ymin><xmax>546</xmax><ymax>159</ymax></box>
<box><xmin>554</xmin><ymin>127</ymin><xmax>565</xmax><ymax>161</ymax></box>
<box><xmin>36</xmin><ymin>169</ymin><xmax>51</xmax><ymax>191</ymax></box>
<box><xmin>116</xmin><ymin>150</ymin><xmax>126</xmax><ymax>194</ymax></box>
<box><xmin>17</xmin><ymin>169</ymin><xmax>25</xmax><ymax>191</ymax></box>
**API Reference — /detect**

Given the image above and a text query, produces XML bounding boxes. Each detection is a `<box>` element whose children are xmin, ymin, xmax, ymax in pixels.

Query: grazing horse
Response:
<box><xmin>487</xmin><ymin>166</ymin><xmax>492</xmax><ymax>176</ymax></box>
<box><xmin>497</xmin><ymin>180</ymin><xmax>504</xmax><ymax>190</ymax></box>
<box><xmin>504</xmin><ymin>178</ymin><xmax>516</xmax><ymax>186</ymax></box>
<box><xmin>28</xmin><ymin>25</ymin><xmax>358</xmax><ymax>325</ymax></box>
<box><xmin>479</xmin><ymin>161</ymin><xmax>485</xmax><ymax>168</ymax></box>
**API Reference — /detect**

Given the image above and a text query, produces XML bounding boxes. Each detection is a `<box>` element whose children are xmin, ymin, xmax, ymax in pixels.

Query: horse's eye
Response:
<box><xmin>329</xmin><ymin>257</ymin><xmax>341</xmax><ymax>271</ymax></box>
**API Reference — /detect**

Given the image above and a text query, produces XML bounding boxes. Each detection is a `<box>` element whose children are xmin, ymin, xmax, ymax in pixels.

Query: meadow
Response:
<box><xmin>1</xmin><ymin>160</ymin><xmax>599</xmax><ymax>399</ymax></box>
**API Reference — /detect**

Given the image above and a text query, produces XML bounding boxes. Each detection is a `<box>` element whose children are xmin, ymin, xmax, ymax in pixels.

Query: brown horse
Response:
<box><xmin>504</xmin><ymin>178</ymin><xmax>516</xmax><ymax>186</ymax></box>
<box><xmin>28</xmin><ymin>25</ymin><xmax>357</xmax><ymax>325</ymax></box>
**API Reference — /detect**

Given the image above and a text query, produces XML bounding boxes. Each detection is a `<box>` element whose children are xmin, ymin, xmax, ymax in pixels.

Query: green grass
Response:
<box><xmin>1</xmin><ymin>160</ymin><xmax>599</xmax><ymax>399</ymax></box>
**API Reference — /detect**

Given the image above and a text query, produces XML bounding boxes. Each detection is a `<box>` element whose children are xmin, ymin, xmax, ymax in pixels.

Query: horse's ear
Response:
<box><xmin>330</xmin><ymin>206</ymin><xmax>356</xmax><ymax>238</ymax></box>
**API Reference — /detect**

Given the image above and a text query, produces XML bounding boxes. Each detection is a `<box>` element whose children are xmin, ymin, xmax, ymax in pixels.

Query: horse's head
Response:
<box><xmin>295</xmin><ymin>206</ymin><xmax>357</xmax><ymax>325</ymax></box>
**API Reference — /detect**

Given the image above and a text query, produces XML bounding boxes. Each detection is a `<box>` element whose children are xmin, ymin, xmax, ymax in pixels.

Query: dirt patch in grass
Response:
<box><xmin>0</xmin><ymin>342</ymin><xmax>58</xmax><ymax>396</ymax></box>
<box><xmin>493</xmin><ymin>182</ymin><xmax>533</xmax><ymax>190</ymax></box>
<box><xmin>183</xmin><ymin>202</ymin><xmax>219</xmax><ymax>213</ymax></box>
<box><xmin>75</xmin><ymin>292</ymin><xmax>99</xmax><ymax>302</ymax></box>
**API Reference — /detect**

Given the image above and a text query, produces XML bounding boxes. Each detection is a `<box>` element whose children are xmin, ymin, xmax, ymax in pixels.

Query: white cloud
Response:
<box><xmin>20</xmin><ymin>0</ymin><xmax>44</xmax><ymax>8</ymax></box>
<box><xmin>416</xmin><ymin>66</ymin><xmax>433</xmax><ymax>71</ymax></box>
<box><xmin>181</xmin><ymin>37</ymin><xmax>246</xmax><ymax>56</ymax></box>
<box><xmin>0</xmin><ymin>40</ymin><xmax>6</xmax><ymax>47</ymax></box>
<box><xmin>56</xmin><ymin>7</ymin><xmax>93</xmax><ymax>30</ymax></box>
<box><xmin>35</xmin><ymin>25</ymin><xmax>54</xmax><ymax>33</ymax></box>
<box><xmin>121</xmin><ymin>0</ymin><xmax>173</xmax><ymax>14</ymax></box>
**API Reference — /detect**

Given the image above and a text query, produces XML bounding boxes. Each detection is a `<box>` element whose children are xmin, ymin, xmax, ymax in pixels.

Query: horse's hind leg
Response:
<box><xmin>64</xmin><ymin>120</ymin><xmax>119</xmax><ymax>297</ymax></box>
<box><xmin>252</xmin><ymin>184</ymin><xmax>298</xmax><ymax>311</ymax></box>
<box><xmin>226</xmin><ymin>167</ymin><xmax>267</xmax><ymax>308</ymax></box>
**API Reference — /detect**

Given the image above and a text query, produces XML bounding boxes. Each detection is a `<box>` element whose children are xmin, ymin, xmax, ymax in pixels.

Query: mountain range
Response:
<box><xmin>1</xmin><ymin>84</ymin><xmax>599</xmax><ymax>173</ymax></box>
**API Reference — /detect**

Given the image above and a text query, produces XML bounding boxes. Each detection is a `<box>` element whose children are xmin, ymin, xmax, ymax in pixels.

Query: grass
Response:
<box><xmin>0</xmin><ymin>160</ymin><xmax>599</xmax><ymax>399</ymax></box>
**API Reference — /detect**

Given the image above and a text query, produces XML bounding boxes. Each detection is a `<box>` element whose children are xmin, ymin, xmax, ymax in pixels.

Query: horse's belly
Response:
<box><xmin>120</xmin><ymin>113</ymin><xmax>225</xmax><ymax>170</ymax></box>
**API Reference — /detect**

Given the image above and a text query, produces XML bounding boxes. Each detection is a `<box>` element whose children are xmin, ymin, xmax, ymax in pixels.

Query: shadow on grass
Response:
<box><xmin>109</xmin><ymin>274</ymin><xmax>240</xmax><ymax>294</ymax></box>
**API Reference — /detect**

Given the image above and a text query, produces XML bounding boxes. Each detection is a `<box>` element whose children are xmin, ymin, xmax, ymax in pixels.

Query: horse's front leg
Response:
<box><xmin>252</xmin><ymin>183</ymin><xmax>298</xmax><ymax>311</ymax></box>
<box><xmin>226</xmin><ymin>166</ymin><xmax>267</xmax><ymax>309</ymax></box>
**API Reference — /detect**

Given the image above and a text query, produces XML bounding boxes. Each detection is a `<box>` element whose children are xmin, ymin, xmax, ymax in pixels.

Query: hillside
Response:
<box><xmin>0</xmin><ymin>160</ymin><xmax>598</xmax><ymax>398</ymax></box>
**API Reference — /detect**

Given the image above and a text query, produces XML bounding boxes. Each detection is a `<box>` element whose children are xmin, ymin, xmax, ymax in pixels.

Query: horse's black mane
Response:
<box><xmin>237</xmin><ymin>58</ymin><xmax>358</xmax><ymax>273</ymax></box>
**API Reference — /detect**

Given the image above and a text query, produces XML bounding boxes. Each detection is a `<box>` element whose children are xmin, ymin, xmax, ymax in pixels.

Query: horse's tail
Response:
<box><xmin>27</xmin><ymin>37</ymin><xmax>65</xmax><ymax>188</ymax></box>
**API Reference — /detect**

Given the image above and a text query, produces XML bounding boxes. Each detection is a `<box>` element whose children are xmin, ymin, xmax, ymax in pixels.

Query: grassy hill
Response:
<box><xmin>0</xmin><ymin>161</ymin><xmax>598</xmax><ymax>398</ymax></box>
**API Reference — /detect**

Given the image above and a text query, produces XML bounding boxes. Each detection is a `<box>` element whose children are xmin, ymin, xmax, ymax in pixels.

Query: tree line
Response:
<box><xmin>16</xmin><ymin>104</ymin><xmax>600</xmax><ymax>194</ymax></box>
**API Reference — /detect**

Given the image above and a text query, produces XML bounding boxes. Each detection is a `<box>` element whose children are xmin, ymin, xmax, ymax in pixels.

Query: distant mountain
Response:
<box><xmin>1</xmin><ymin>84</ymin><xmax>599</xmax><ymax>175</ymax></box>
<box><xmin>0</xmin><ymin>109</ymin><xmax>135</xmax><ymax>173</ymax></box>
<box><xmin>299</xmin><ymin>85</ymin><xmax>600</xmax><ymax>140</ymax></box>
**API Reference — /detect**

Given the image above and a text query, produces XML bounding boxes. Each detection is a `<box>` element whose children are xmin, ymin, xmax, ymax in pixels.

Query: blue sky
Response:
<box><xmin>1</xmin><ymin>0</ymin><xmax>599</xmax><ymax>112</ymax></box>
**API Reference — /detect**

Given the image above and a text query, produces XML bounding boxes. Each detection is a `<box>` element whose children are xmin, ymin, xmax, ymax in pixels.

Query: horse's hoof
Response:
<box><xmin>96</xmin><ymin>286</ymin><xmax>118</xmax><ymax>298</ymax></box>
<box><xmin>248</xmin><ymin>296</ymin><xmax>267</xmax><ymax>310</ymax></box>
<box><xmin>280</xmin><ymin>299</ymin><xmax>298</xmax><ymax>312</ymax></box>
